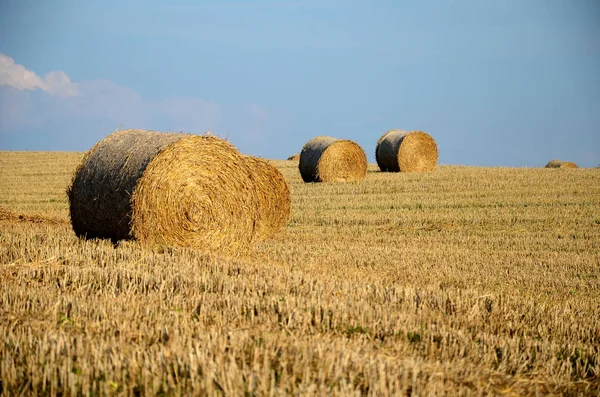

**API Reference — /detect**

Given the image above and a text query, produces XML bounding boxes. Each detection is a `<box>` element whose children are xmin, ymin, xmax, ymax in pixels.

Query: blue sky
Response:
<box><xmin>1</xmin><ymin>1</ymin><xmax>599</xmax><ymax>166</ymax></box>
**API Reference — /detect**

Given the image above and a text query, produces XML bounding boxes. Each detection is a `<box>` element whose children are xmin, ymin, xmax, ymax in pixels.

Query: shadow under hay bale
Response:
<box><xmin>244</xmin><ymin>156</ymin><xmax>291</xmax><ymax>240</ymax></box>
<box><xmin>299</xmin><ymin>136</ymin><xmax>367</xmax><ymax>183</ymax></box>
<box><xmin>68</xmin><ymin>129</ymin><xmax>260</xmax><ymax>254</ymax></box>
<box><xmin>545</xmin><ymin>160</ymin><xmax>579</xmax><ymax>169</ymax></box>
<box><xmin>376</xmin><ymin>130</ymin><xmax>438</xmax><ymax>172</ymax></box>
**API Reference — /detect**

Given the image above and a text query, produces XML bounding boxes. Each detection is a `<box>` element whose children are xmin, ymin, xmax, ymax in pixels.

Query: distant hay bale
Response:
<box><xmin>545</xmin><ymin>160</ymin><xmax>563</xmax><ymax>168</ymax></box>
<box><xmin>376</xmin><ymin>130</ymin><xmax>438</xmax><ymax>172</ymax></box>
<box><xmin>375</xmin><ymin>129</ymin><xmax>405</xmax><ymax>167</ymax></box>
<box><xmin>559</xmin><ymin>162</ymin><xmax>578</xmax><ymax>169</ymax></box>
<box><xmin>244</xmin><ymin>156</ymin><xmax>291</xmax><ymax>240</ymax></box>
<box><xmin>545</xmin><ymin>160</ymin><xmax>579</xmax><ymax>169</ymax></box>
<box><xmin>67</xmin><ymin>129</ymin><xmax>260</xmax><ymax>254</ymax></box>
<box><xmin>287</xmin><ymin>153</ymin><xmax>300</xmax><ymax>161</ymax></box>
<box><xmin>299</xmin><ymin>136</ymin><xmax>367</xmax><ymax>182</ymax></box>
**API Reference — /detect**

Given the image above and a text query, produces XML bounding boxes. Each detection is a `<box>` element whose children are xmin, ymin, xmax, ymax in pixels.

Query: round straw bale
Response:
<box><xmin>298</xmin><ymin>136</ymin><xmax>367</xmax><ymax>182</ymax></box>
<box><xmin>545</xmin><ymin>160</ymin><xmax>563</xmax><ymax>168</ymax></box>
<box><xmin>376</xmin><ymin>130</ymin><xmax>438</xmax><ymax>172</ymax></box>
<box><xmin>68</xmin><ymin>129</ymin><xmax>260</xmax><ymax>254</ymax></box>
<box><xmin>287</xmin><ymin>153</ymin><xmax>300</xmax><ymax>161</ymax></box>
<box><xmin>545</xmin><ymin>160</ymin><xmax>579</xmax><ymax>169</ymax></box>
<box><xmin>559</xmin><ymin>161</ymin><xmax>578</xmax><ymax>169</ymax></box>
<box><xmin>375</xmin><ymin>129</ymin><xmax>406</xmax><ymax>167</ymax></box>
<box><xmin>243</xmin><ymin>156</ymin><xmax>291</xmax><ymax>240</ymax></box>
<box><xmin>68</xmin><ymin>130</ymin><xmax>183</xmax><ymax>241</ymax></box>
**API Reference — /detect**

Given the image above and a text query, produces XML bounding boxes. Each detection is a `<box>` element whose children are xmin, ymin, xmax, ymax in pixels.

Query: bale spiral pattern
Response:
<box><xmin>244</xmin><ymin>156</ymin><xmax>291</xmax><ymax>240</ymax></box>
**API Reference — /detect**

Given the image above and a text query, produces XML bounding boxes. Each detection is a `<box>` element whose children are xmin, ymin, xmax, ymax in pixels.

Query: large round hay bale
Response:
<box><xmin>67</xmin><ymin>129</ymin><xmax>260</xmax><ymax>254</ymax></box>
<box><xmin>244</xmin><ymin>156</ymin><xmax>291</xmax><ymax>240</ymax></box>
<box><xmin>545</xmin><ymin>160</ymin><xmax>579</xmax><ymax>169</ymax></box>
<box><xmin>298</xmin><ymin>136</ymin><xmax>367</xmax><ymax>182</ymax></box>
<box><xmin>376</xmin><ymin>130</ymin><xmax>438</xmax><ymax>172</ymax></box>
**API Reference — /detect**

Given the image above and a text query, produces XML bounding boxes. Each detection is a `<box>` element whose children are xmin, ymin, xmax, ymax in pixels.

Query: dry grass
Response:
<box><xmin>1</xmin><ymin>152</ymin><xmax>599</xmax><ymax>395</ymax></box>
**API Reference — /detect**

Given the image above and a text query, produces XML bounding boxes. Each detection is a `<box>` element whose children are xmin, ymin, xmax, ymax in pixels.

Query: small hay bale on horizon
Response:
<box><xmin>298</xmin><ymin>136</ymin><xmax>367</xmax><ymax>183</ymax></box>
<box><xmin>287</xmin><ymin>153</ymin><xmax>300</xmax><ymax>161</ymax></box>
<box><xmin>545</xmin><ymin>160</ymin><xmax>579</xmax><ymax>169</ymax></box>
<box><xmin>67</xmin><ymin>129</ymin><xmax>261</xmax><ymax>254</ymax></box>
<box><xmin>544</xmin><ymin>160</ymin><xmax>563</xmax><ymax>168</ymax></box>
<box><xmin>244</xmin><ymin>156</ymin><xmax>291</xmax><ymax>240</ymax></box>
<box><xmin>376</xmin><ymin>130</ymin><xmax>438</xmax><ymax>172</ymax></box>
<box><xmin>559</xmin><ymin>161</ymin><xmax>579</xmax><ymax>169</ymax></box>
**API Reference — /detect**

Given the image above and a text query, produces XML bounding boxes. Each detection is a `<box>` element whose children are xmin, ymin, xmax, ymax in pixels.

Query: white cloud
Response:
<box><xmin>0</xmin><ymin>53</ymin><xmax>276</xmax><ymax>153</ymax></box>
<box><xmin>0</xmin><ymin>53</ymin><xmax>79</xmax><ymax>97</ymax></box>
<box><xmin>0</xmin><ymin>53</ymin><xmax>225</xmax><ymax>139</ymax></box>
<box><xmin>43</xmin><ymin>70</ymin><xmax>79</xmax><ymax>97</ymax></box>
<box><xmin>0</xmin><ymin>54</ymin><xmax>46</xmax><ymax>91</ymax></box>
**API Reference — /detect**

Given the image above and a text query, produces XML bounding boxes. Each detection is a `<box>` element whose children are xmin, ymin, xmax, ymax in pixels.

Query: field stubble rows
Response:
<box><xmin>0</xmin><ymin>151</ymin><xmax>599</xmax><ymax>395</ymax></box>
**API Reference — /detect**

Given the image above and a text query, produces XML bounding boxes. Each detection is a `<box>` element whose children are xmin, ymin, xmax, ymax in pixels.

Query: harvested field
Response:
<box><xmin>1</xmin><ymin>152</ymin><xmax>599</xmax><ymax>395</ymax></box>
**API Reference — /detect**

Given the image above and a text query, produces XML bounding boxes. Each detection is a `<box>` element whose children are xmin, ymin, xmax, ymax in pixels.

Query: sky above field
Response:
<box><xmin>0</xmin><ymin>1</ymin><xmax>599</xmax><ymax>166</ymax></box>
